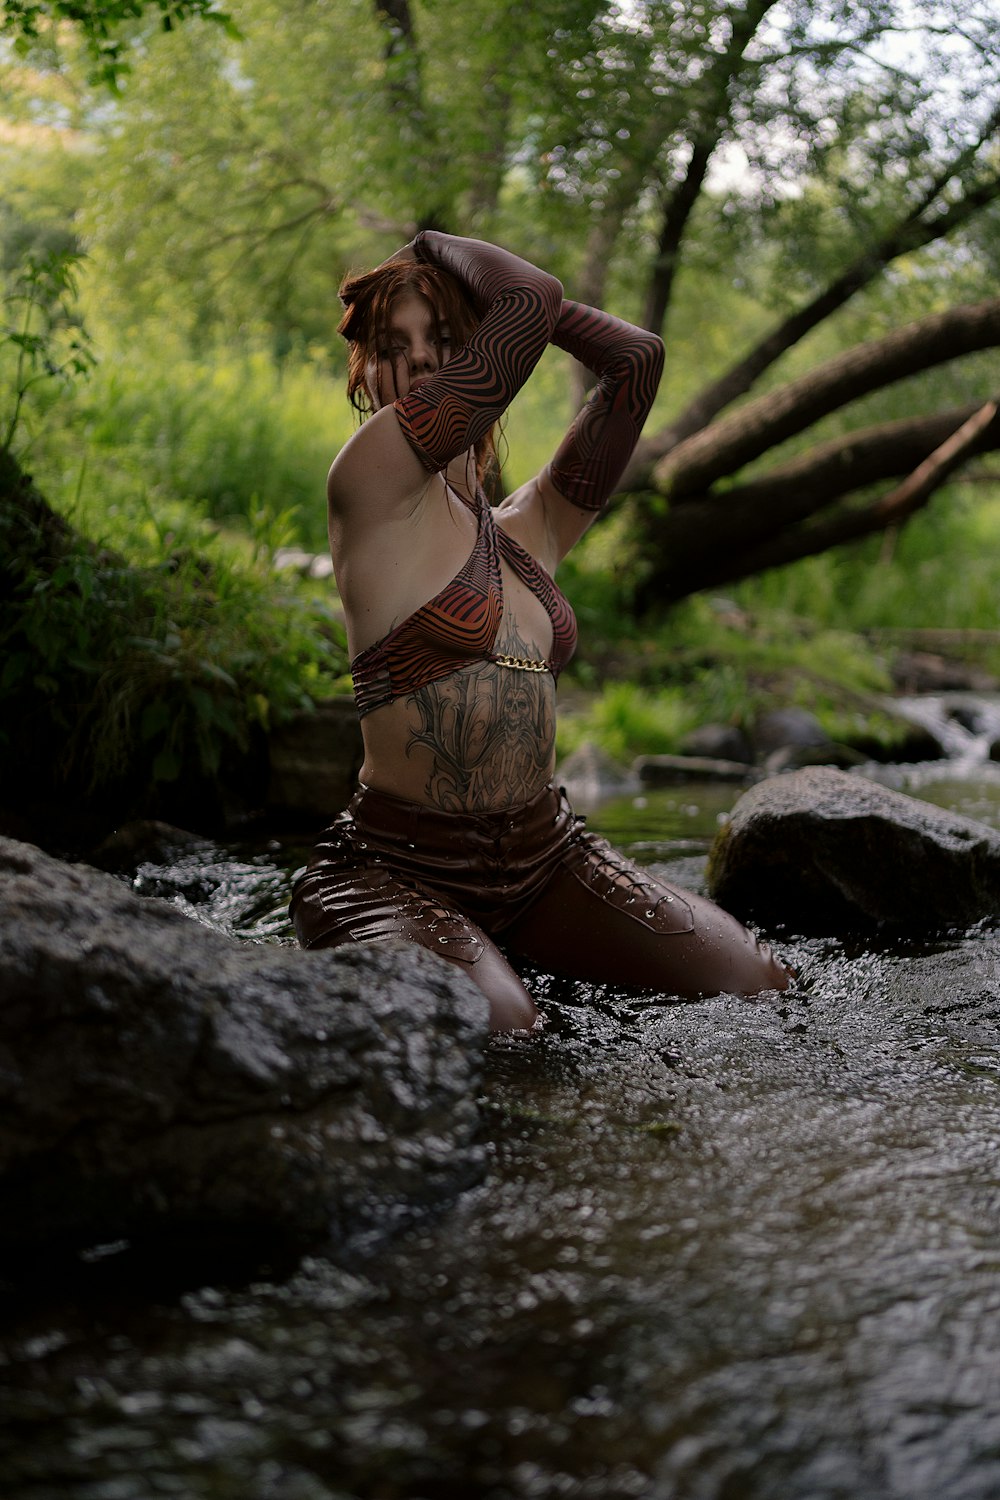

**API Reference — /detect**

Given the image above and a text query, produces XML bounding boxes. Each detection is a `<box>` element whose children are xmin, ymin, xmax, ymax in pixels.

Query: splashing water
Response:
<box><xmin>4</xmin><ymin>773</ymin><xmax>1000</xmax><ymax>1500</ymax></box>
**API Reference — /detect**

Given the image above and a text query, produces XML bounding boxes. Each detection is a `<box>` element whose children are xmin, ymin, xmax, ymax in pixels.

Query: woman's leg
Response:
<box><xmin>502</xmin><ymin>830</ymin><xmax>790</xmax><ymax>998</ymax></box>
<box><xmin>292</xmin><ymin>853</ymin><xmax>537</xmax><ymax>1032</ymax></box>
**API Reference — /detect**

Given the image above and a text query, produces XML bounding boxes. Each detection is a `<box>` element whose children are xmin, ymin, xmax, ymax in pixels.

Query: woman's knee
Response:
<box><xmin>301</xmin><ymin>924</ymin><xmax>537</xmax><ymax>1032</ymax></box>
<box><xmin>505</xmin><ymin>864</ymin><xmax>790</xmax><ymax>999</ymax></box>
<box><xmin>379</xmin><ymin>931</ymin><xmax>537</xmax><ymax>1032</ymax></box>
<box><xmin>464</xmin><ymin>945</ymin><xmax>538</xmax><ymax>1031</ymax></box>
<box><xmin>604</xmin><ymin>892</ymin><xmax>790</xmax><ymax>998</ymax></box>
<box><xmin>674</xmin><ymin>905</ymin><xmax>791</xmax><ymax>997</ymax></box>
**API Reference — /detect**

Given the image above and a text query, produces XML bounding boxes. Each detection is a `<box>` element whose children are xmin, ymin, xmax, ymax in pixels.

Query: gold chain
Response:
<box><xmin>493</xmin><ymin>653</ymin><xmax>550</xmax><ymax>673</ymax></box>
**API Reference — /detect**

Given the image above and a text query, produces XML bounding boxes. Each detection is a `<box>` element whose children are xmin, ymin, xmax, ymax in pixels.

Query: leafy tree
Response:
<box><xmin>1</xmin><ymin>246</ymin><xmax>96</xmax><ymax>454</ymax></box>
<box><xmin>7</xmin><ymin>0</ymin><xmax>1000</xmax><ymax>605</ymax></box>
<box><xmin>0</xmin><ymin>0</ymin><xmax>356</xmax><ymax>828</ymax></box>
<box><xmin>2</xmin><ymin>0</ymin><xmax>237</xmax><ymax>86</ymax></box>
<box><xmin>498</xmin><ymin>0</ymin><xmax>1000</xmax><ymax>602</ymax></box>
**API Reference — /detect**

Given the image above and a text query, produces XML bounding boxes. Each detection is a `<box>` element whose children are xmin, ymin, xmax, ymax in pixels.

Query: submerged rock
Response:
<box><xmin>636</xmin><ymin>753</ymin><xmax>752</xmax><ymax>785</ymax></box>
<box><xmin>0</xmin><ymin>837</ymin><xmax>488</xmax><ymax>1264</ymax></box>
<box><xmin>707</xmin><ymin>766</ymin><xmax>1000</xmax><ymax>936</ymax></box>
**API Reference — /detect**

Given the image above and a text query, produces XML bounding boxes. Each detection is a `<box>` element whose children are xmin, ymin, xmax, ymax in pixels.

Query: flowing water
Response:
<box><xmin>4</xmin><ymin>728</ymin><xmax>1000</xmax><ymax>1500</ymax></box>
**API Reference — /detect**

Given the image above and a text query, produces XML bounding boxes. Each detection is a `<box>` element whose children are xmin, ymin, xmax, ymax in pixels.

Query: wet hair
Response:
<box><xmin>337</xmin><ymin>257</ymin><xmax>500</xmax><ymax>485</ymax></box>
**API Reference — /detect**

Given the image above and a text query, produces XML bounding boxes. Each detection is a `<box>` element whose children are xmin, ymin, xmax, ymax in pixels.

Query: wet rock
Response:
<box><xmin>890</xmin><ymin>650</ymin><xmax>1000</xmax><ymax>694</ymax></box>
<box><xmin>90</xmin><ymin>819</ymin><xmax>215</xmax><ymax>873</ymax></box>
<box><xmin>636</xmin><ymin>753</ymin><xmax>753</xmax><ymax>785</ymax></box>
<box><xmin>0</xmin><ymin>837</ymin><xmax>488</xmax><ymax>1264</ymax></box>
<box><xmin>707</xmin><ymin>766</ymin><xmax>1000</xmax><ymax>936</ymax></box>
<box><xmin>888</xmin><ymin>692</ymin><xmax>1000</xmax><ymax>762</ymax></box>
<box><xmin>947</xmin><ymin>701</ymin><xmax>982</xmax><ymax>735</ymax></box>
<box><xmin>854</xmin><ymin>717</ymin><xmax>946</xmax><ymax>764</ymax></box>
<box><xmin>679</xmin><ymin>723</ymin><xmax>753</xmax><ymax>764</ymax></box>
<box><xmin>750</xmin><ymin>707</ymin><xmax>830</xmax><ymax>757</ymax></box>
<box><xmin>762</xmin><ymin>741</ymin><xmax>869</xmax><ymax>774</ymax></box>
<box><xmin>267</xmin><ymin>697</ymin><xmax>364</xmax><ymax>819</ymax></box>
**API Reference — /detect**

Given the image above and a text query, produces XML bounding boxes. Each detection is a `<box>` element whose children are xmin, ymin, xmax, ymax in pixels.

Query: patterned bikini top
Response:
<box><xmin>350</xmin><ymin>489</ymin><xmax>577</xmax><ymax>718</ymax></box>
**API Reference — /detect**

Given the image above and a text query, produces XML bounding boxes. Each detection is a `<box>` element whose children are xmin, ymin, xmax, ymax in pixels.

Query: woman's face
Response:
<box><xmin>365</xmin><ymin>292</ymin><xmax>452</xmax><ymax>410</ymax></box>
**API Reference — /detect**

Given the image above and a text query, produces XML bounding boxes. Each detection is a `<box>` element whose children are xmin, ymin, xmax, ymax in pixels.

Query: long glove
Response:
<box><xmin>394</xmin><ymin>231</ymin><xmax>563</xmax><ymax>472</ymax></box>
<box><xmin>548</xmin><ymin>300</ymin><xmax>664</xmax><ymax>511</ymax></box>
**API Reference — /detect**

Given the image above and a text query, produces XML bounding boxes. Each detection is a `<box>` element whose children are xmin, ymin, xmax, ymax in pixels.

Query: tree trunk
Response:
<box><xmin>633</xmin><ymin>400</ymin><xmax>1000</xmax><ymax>608</ymax></box>
<box><xmin>651</xmin><ymin>297</ymin><xmax>1000</xmax><ymax>498</ymax></box>
<box><xmin>641</xmin><ymin>0</ymin><xmax>781</xmax><ymax>335</ymax></box>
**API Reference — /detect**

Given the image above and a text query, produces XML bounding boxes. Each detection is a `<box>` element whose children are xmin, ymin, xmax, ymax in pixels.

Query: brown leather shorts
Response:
<box><xmin>290</xmin><ymin>783</ymin><xmax>789</xmax><ymax>1000</ymax></box>
<box><xmin>293</xmin><ymin>781</ymin><xmax>690</xmax><ymax>950</ymax></box>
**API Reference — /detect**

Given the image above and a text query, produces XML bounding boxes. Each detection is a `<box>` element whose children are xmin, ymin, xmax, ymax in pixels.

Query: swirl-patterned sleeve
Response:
<box><xmin>393</xmin><ymin>231</ymin><xmax>563</xmax><ymax>472</ymax></box>
<box><xmin>548</xmin><ymin>300</ymin><xmax>665</xmax><ymax>512</ymax></box>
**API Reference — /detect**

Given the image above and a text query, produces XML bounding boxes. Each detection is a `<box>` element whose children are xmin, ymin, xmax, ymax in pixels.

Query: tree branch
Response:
<box><xmin>642</xmin><ymin>99</ymin><xmax>1000</xmax><ymax>455</ymax></box>
<box><xmin>651</xmin><ymin>296</ymin><xmax>1000</xmax><ymax>496</ymax></box>
<box><xmin>640</xmin><ymin>0</ymin><xmax>782</xmax><ymax>335</ymax></box>
<box><xmin>643</xmin><ymin>403</ymin><xmax>995</xmax><ymax>569</ymax></box>
<box><xmin>635</xmin><ymin>400</ymin><xmax>1000</xmax><ymax>605</ymax></box>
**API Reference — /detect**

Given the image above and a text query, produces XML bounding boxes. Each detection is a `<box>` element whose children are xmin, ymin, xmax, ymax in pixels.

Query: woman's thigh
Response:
<box><xmin>502</xmin><ymin>832</ymin><xmax>790</xmax><ymax>998</ymax></box>
<box><xmin>292</xmin><ymin>857</ymin><xmax>537</xmax><ymax>1032</ymax></box>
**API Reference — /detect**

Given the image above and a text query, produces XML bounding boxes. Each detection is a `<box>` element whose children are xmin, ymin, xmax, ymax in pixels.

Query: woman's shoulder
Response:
<box><xmin>327</xmin><ymin>407</ymin><xmax>430</xmax><ymax>520</ymax></box>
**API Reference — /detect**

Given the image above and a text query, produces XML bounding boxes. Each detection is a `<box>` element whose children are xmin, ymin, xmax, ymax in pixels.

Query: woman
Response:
<box><xmin>291</xmin><ymin>231</ymin><xmax>790</xmax><ymax>1029</ymax></box>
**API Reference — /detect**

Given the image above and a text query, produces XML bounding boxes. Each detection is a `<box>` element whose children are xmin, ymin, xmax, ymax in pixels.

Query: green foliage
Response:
<box><xmin>557</xmin><ymin>681</ymin><xmax>699</xmax><ymax>763</ymax></box>
<box><xmin>557</xmin><ymin>582</ymin><xmax>905</xmax><ymax>762</ymax></box>
<box><xmin>732</xmin><ymin>484</ymin><xmax>1000</xmax><ymax>637</ymax></box>
<box><xmin>0</xmin><ymin>455</ymin><xmax>349</xmax><ymax>808</ymax></box>
<box><xmin>50</xmin><ymin>333</ymin><xmax>352</xmax><ymax>551</ymax></box>
<box><xmin>1</xmin><ymin>247</ymin><xmax>96</xmax><ymax>454</ymax></box>
<box><xmin>3</xmin><ymin>0</ymin><xmax>1000</xmax><ymax>821</ymax></box>
<box><xmin>73</xmin><ymin>7</ymin><xmax>385</xmax><ymax>339</ymax></box>
<box><xmin>3</xmin><ymin>0</ymin><xmax>239</xmax><ymax>88</ymax></box>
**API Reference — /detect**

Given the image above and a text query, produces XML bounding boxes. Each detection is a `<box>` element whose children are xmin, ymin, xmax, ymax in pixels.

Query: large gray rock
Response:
<box><xmin>679</xmin><ymin>722</ymin><xmax>753</xmax><ymax>764</ymax></box>
<box><xmin>0</xmin><ymin>837</ymin><xmax>488</xmax><ymax>1261</ymax></box>
<box><xmin>707</xmin><ymin>766</ymin><xmax>1000</xmax><ymax>935</ymax></box>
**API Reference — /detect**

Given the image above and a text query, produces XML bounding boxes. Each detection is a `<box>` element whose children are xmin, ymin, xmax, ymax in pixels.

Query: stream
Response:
<box><xmin>4</xmin><ymin>706</ymin><xmax>1000</xmax><ymax>1499</ymax></box>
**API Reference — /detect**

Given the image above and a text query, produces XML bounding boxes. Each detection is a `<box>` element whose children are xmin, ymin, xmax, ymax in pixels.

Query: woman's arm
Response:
<box><xmin>547</xmin><ymin>300</ymin><xmax>665</xmax><ymax>512</ymax></box>
<box><xmin>394</xmin><ymin>231</ymin><xmax>563</xmax><ymax>472</ymax></box>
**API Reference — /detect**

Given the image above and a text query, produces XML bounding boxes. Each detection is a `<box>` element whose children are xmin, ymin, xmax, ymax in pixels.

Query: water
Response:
<box><xmin>4</xmin><ymin>756</ymin><xmax>1000</xmax><ymax>1499</ymax></box>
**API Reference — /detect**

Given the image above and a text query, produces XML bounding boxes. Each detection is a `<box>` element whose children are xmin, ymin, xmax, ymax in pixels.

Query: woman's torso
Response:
<box><xmin>340</xmin><ymin>476</ymin><xmax>575</xmax><ymax>813</ymax></box>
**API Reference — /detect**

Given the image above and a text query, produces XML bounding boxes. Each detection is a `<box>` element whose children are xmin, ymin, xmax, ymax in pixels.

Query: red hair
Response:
<box><xmin>338</xmin><ymin>258</ymin><xmax>499</xmax><ymax>484</ymax></box>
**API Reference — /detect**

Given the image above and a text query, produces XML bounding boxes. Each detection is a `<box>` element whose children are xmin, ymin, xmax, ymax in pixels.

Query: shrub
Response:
<box><xmin>0</xmin><ymin>451</ymin><xmax>348</xmax><ymax>819</ymax></box>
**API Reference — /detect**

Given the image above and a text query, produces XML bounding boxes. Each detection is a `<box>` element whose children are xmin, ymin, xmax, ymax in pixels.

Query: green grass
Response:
<box><xmin>24</xmin><ymin>330</ymin><xmax>353</xmax><ymax>554</ymax></box>
<box><xmin>557</xmin><ymin>681</ymin><xmax>700</xmax><ymax>762</ymax></box>
<box><xmin>731</xmin><ymin>489</ymin><xmax>1000</xmax><ymax>637</ymax></box>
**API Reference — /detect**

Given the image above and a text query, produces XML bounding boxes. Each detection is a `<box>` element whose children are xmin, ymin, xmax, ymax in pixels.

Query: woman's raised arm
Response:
<box><xmin>393</xmin><ymin>232</ymin><xmax>563</xmax><ymax>473</ymax></box>
<box><xmin>547</xmin><ymin>300</ymin><xmax>665</xmax><ymax>512</ymax></box>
